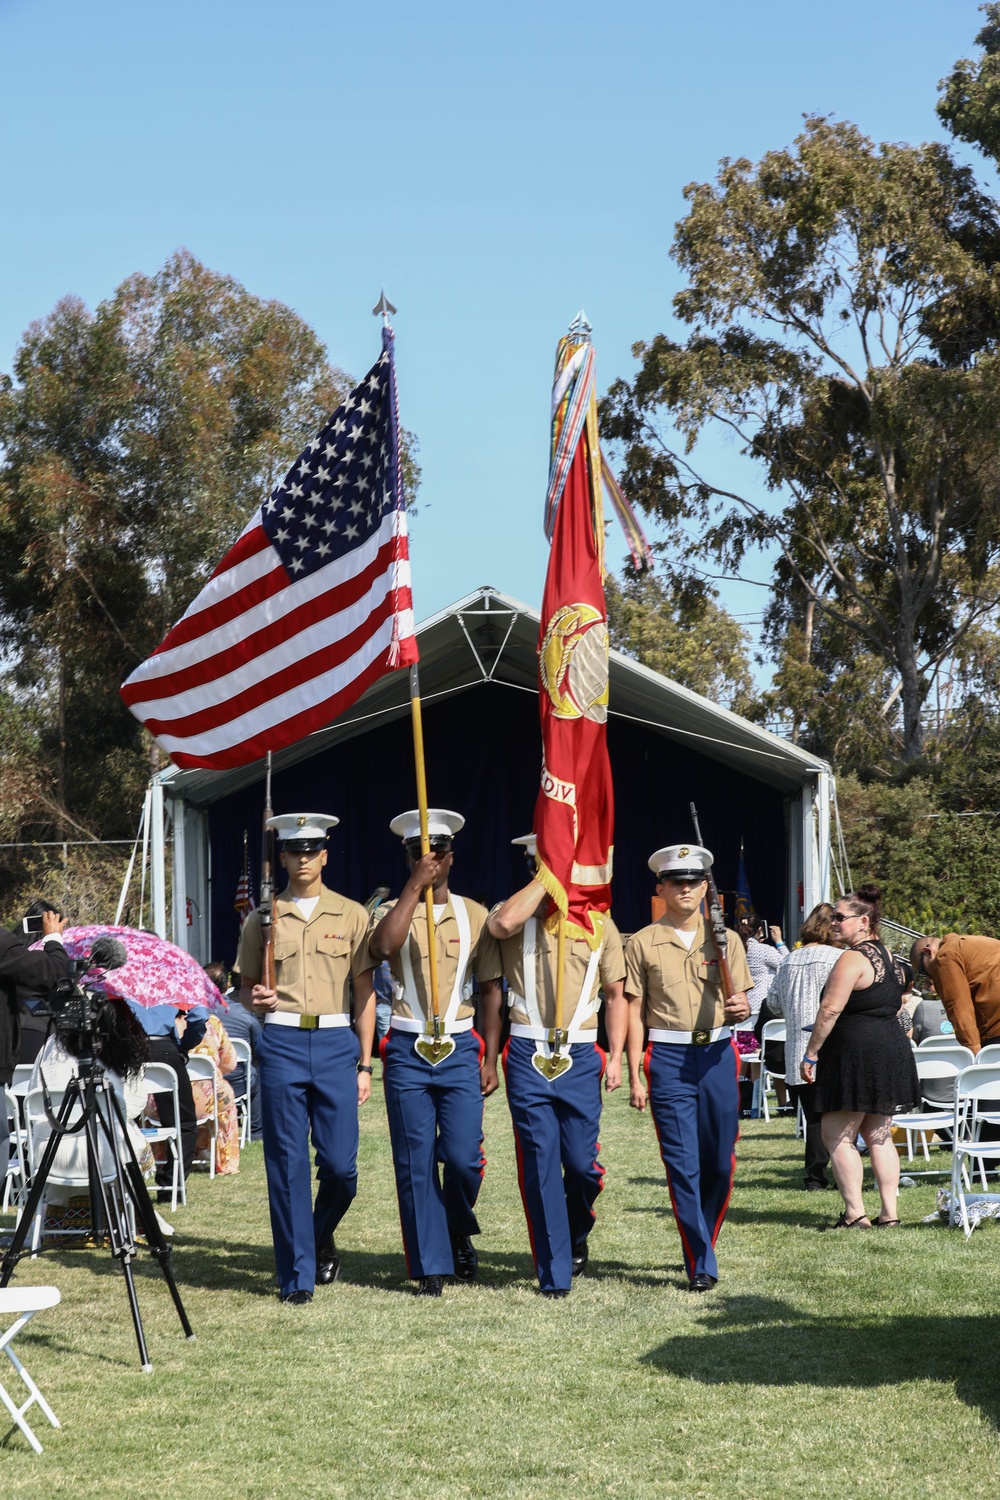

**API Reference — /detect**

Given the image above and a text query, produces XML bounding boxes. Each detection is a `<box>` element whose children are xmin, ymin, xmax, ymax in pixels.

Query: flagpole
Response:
<box><xmin>259</xmin><ymin>751</ymin><xmax>276</xmax><ymax>992</ymax></box>
<box><xmin>409</xmin><ymin>663</ymin><xmax>443</xmax><ymax>1033</ymax></box>
<box><xmin>375</xmin><ymin>289</ymin><xmax>443</xmax><ymax>1042</ymax></box>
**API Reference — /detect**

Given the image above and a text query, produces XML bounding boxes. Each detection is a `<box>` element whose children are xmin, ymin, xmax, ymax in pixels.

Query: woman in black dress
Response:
<box><xmin>799</xmin><ymin>884</ymin><xmax>919</xmax><ymax>1228</ymax></box>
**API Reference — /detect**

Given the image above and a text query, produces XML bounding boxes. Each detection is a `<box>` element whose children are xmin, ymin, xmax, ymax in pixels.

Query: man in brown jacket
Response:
<box><xmin>910</xmin><ymin>934</ymin><xmax>1000</xmax><ymax>1054</ymax></box>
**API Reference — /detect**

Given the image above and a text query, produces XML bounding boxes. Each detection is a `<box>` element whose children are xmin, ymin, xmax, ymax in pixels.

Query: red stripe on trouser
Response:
<box><xmin>710</xmin><ymin>1040</ymin><xmax>742</xmax><ymax>1246</ymax></box>
<box><xmin>380</xmin><ymin>1032</ymin><xmax>412</xmax><ymax>1279</ymax></box>
<box><xmin>644</xmin><ymin>1040</ymin><xmax>697</xmax><ymax>1278</ymax></box>
<box><xmin>473</xmin><ymin>1029</ymin><xmax>487</xmax><ymax>1180</ymax></box>
<box><xmin>503</xmin><ymin>1042</ymin><xmax>541</xmax><ymax>1274</ymax></box>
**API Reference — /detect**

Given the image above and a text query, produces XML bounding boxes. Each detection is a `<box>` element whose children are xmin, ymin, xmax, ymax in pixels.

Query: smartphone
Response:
<box><xmin>22</xmin><ymin>914</ymin><xmax>44</xmax><ymax>935</ymax></box>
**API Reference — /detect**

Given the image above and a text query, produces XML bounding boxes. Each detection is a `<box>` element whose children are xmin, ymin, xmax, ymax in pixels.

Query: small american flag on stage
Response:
<box><xmin>234</xmin><ymin>837</ymin><xmax>256</xmax><ymax>926</ymax></box>
<box><xmin>121</xmin><ymin>326</ymin><xmax>418</xmax><ymax>770</ymax></box>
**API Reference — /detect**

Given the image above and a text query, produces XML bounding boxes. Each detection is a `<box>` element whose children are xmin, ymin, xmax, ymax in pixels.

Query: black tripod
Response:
<box><xmin>0</xmin><ymin>1058</ymin><xmax>195</xmax><ymax>1371</ymax></box>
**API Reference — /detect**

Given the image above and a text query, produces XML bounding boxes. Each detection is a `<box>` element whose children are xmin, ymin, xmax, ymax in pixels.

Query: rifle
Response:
<box><xmin>689</xmin><ymin>803</ymin><xmax>735</xmax><ymax>1001</ymax></box>
<box><xmin>259</xmin><ymin>752</ymin><xmax>276</xmax><ymax>991</ymax></box>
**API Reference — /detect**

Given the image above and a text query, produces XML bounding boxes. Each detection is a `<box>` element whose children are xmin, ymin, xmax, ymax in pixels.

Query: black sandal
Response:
<box><xmin>873</xmin><ymin>1216</ymin><xmax>900</xmax><ymax>1227</ymax></box>
<box><xmin>830</xmin><ymin>1212</ymin><xmax>872</xmax><ymax>1229</ymax></box>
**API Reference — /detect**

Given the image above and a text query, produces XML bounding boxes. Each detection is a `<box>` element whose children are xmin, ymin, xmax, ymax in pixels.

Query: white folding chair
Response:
<box><xmin>22</xmin><ymin>1083</ymin><xmax>133</xmax><ymax>1252</ymax></box>
<box><xmin>3</xmin><ymin>1092</ymin><xmax>26</xmax><ymax>1214</ymax></box>
<box><xmin>950</xmin><ymin>1064</ymin><xmax>1000</xmax><ymax>1230</ymax></box>
<box><xmin>975</xmin><ymin>1043</ymin><xmax>1000</xmax><ymax>1067</ymax></box>
<box><xmin>754</xmin><ymin>1020</ymin><xmax>787</xmax><ymax>1122</ymax></box>
<box><xmin>0</xmin><ymin>1286</ymin><xmax>61</xmax><ymax>1453</ymax></box>
<box><xmin>891</xmin><ymin>1047</ymin><xmax>975</xmax><ymax>1171</ymax></box>
<box><xmin>3</xmin><ymin>1067</ymin><xmax>36</xmax><ymax>1212</ymax></box>
<box><xmin>917</xmin><ymin>1035</ymin><xmax>965</xmax><ymax>1049</ymax></box>
<box><xmin>226</xmin><ymin>1038</ymin><xmax>253</xmax><ymax>1149</ymax></box>
<box><xmin>140</xmin><ymin>1063</ymin><xmax>187</xmax><ymax>1210</ymax></box>
<box><xmin>185</xmin><ymin>1054</ymin><xmax>219</xmax><ymax>1177</ymax></box>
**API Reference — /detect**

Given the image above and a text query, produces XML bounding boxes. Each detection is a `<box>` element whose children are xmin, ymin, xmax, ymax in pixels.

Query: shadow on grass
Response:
<box><xmin>642</xmin><ymin>1294</ymin><xmax>1000</xmax><ymax>1430</ymax></box>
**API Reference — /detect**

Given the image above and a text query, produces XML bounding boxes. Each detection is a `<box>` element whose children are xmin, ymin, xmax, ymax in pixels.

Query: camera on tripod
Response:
<box><xmin>35</xmin><ymin>936</ymin><xmax>129</xmax><ymax>1053</ymax></box>
<box><xmin>45</xmin><ymin>963</ymin><xmax>113</xmax><ymax>1044</ymax></box>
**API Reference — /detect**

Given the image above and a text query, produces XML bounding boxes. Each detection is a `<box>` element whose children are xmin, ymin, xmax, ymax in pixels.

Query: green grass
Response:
<box><xmin>3</xmin><ymin>1078</ymin><xmax>1000</xmax><ymax>1498</ymax></box>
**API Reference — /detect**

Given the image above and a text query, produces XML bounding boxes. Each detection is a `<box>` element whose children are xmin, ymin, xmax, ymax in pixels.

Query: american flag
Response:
<box><xmin>121</xmin><ymin>326</ymin><xmax>418</xmax><ymax>770</ymax></box>
<box><xmin>234</xmin><ymin>835</ymin><xmax>256</xmax><ymax>926</ymax></box>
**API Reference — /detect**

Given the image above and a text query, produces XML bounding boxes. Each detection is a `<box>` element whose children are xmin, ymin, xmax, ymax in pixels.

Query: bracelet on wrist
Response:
<box><xmin>357</xmin><ymin>1062</ymin><xmax>374</xmax><ymax>1075</ymax></box>
<box><xmin>803</xmin><ymin>1054</ymin><xmax>819</xmax><ymax>1066</ymax></box>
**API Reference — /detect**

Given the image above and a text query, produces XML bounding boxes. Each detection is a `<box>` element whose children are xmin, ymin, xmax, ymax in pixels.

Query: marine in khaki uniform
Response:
<box><xmin>489</xmin><ymin>834</ymin><xmax>627</xmax><ymax>1296</ymax></box>
<box><xmin>236</xmin><ymin>813</ymin><xmax>375</xmax><ymax>1305</ymax></box>
<box><xmin>368</xmin><ymin>809</ymin><xmax>503</xmax><ymax>1296</ymax></box>
<box><xmin>623</xmin><ymin>843</ymin><xmax>751</xmax><ymax>1292</ymax></box>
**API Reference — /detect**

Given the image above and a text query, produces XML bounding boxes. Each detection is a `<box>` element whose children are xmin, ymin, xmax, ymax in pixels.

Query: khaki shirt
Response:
<box><xmin>499</xmin><ymin>914</ymin><xmax>625</xmax><ymax>1031</ymax></box>
<box><xmin>624</xmin><ymin>917</ymin><xmax>752</xmax><ymax>1032</ymax></box>
<box><xmin>369</xmin><ymin>895</ymin><xmax>501</xmax><ymax>1023</ymax></box>
<box><xmin>235</xmin><ymin>887</ymin><xmax>372</xmax><ymax>1017</ymax></box>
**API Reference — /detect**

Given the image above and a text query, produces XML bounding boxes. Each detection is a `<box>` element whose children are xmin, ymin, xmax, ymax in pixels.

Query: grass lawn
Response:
<box><xmin>2</xmin><ymin>1075</ymin><xmax>1000</xmax><ymax>1498</ymax></box>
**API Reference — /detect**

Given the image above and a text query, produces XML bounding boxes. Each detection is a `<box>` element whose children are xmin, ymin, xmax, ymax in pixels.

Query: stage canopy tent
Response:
<box><xmin>154</xmin><ymin>586</ymin><xmax>832</xmax><ymax>965</ymax></box>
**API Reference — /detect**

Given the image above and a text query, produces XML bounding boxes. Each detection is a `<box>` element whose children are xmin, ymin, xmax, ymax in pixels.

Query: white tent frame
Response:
<box><xmin>147</xmin><ymin>586</ymin><xmax>833</xmax><ymax>958</ymax></box>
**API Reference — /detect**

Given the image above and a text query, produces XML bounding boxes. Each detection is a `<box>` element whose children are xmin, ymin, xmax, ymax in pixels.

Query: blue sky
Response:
<box><xmin>0</xmin><ymin>0</ymin><xmax>988</xmax><ymax>671</ymax></box>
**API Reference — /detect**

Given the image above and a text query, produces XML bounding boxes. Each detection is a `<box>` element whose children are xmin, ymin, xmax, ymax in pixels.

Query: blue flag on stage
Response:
<box><xmin>735</xmin><ymin>841</ymin><xmax>753</xmax><ymax>924</ymax></box>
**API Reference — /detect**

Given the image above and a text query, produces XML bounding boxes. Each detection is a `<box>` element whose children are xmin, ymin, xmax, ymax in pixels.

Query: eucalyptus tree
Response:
<box><xmin>601</xmin><ymin>117</ymin><xmax>1000</xmax><ymax>762</ymax></box>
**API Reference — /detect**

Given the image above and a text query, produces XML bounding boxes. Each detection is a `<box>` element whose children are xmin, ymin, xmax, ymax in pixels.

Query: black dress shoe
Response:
<box><xmin>570</xmin><ymin>1239</ymin><xmax>589</xmax><ymax>1277</ymax></box>
<box><xmin>451</xmin><ymin>1235</ymin><xmax>477</xmax><ymax>1282</ymax></box>
<box><xmin>416</xmin><ymin>1275</ymin><xmax>444</xmax><ymax>1297</ymax></box>
<box><xmin>316</xmin><ymin>1238</ymin><xmax>341</xmax><ymax>1284</ymax></box>
<box><xmin>541</xmin><ymin>1287</ymin><xmax>569</xmax><ymax>1298</ymax></box>
<box><xmin>688</xmin><ymin>1273</ymin><xmax>718</xmax><ymax>1293</ymax></box>
<box><xmin>281</xmin><ymin>1290</ymin><xmax>313</xmax><ymax>1305</ymax></box>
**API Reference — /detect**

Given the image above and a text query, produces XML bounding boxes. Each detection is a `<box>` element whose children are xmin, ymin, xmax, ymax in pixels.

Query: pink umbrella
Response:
<box><xmin>31</xmin><ymin>925</ymin><xmax>226</xmax><ymax>1012</ymax></box>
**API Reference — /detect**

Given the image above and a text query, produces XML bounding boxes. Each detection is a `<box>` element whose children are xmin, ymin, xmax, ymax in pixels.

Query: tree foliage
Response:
<box><xmin>605</xmin><ymin>569</ymin><xmax>755</xmax><ymax>712</ymax></box>
<box><xmin>938</xmin><ymin>3</ymin><xmax>1000</xmax><ymax>166</ymax></box>
<box><xmin>835</xmin><ymin>771</ymin><xmax>1000</xmax><ymax>934</ymax></box>
<box><xmin>0</xmin><ymin>250</ymin><xmax>418</xmax><ymax>841</ymax></box>
<box><xmin>600</xmin><ymin>116</ymin><xmax>1000</xmax><ymax>764</ymax></box>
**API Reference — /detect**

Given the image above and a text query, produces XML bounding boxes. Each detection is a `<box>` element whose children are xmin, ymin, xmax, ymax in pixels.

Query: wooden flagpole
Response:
<box><xmin>259</xmin><ymin>751</ymin><xmax>276</xmax><ymax>991</ymax></box>
<box><xmin>409</xmin><ymin>662</ymin><xmax>443</xmax><ymax>1034</ymax></box>
<box><xmin>375</xmin><ymin>291</ymin><xmax>446</xmax><ymax>1055</ymax></box>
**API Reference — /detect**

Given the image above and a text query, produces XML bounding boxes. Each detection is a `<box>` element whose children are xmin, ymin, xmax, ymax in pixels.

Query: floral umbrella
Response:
<box><xmin>31</xmin><ymin>925</ymin><xmax>226</xmax><ymax>1012</ymax></box>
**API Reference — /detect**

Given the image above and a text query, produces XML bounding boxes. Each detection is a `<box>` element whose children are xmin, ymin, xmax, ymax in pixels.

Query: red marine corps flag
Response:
<box><xmin>533</xmin><ymin>313</ymin><xmax>649</xmax><ymax>952</ymax></box>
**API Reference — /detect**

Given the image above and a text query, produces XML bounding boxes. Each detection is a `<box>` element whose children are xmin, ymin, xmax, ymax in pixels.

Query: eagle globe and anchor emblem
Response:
<box><xmin>534</xmin><ymin>603</ymin><xmax>609</xmax><ymax>1080</ymax></box>
<box><xmin>539</xmin><ymin>603</ymin><xmax>609</xmax><ymax>723</ymax></box>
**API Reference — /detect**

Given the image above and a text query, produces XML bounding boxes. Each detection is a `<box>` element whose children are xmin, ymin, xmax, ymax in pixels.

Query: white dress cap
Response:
<box><xmin>389</xmin><ymin>808</ymin><xmax>465</xmax><ymax>841</ymax></box>
<box><xmin>267</xmin><ymin>812</ymin><xmax>340</xmax><ymax>846</ymax></box>
<box><xmin>647</xmin><ymin>843</ymin><xmax>714</xmax><ymax>878</ymax></box>
<box><xmin>511</xmin><ymin>833</ymin><xmax>537</xmax><ymax>858</ymax></box>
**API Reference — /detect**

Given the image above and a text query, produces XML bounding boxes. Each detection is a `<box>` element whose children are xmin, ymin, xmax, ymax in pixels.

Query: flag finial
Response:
<box><xmin>373</xmin><ymin>289</ymin><xmax>397</xmax><ymax>324</ymax></box>
<box><xmin>568</xmin><ymin>309</ymin><xmax>592</xmax><ymax>342</ymax></box>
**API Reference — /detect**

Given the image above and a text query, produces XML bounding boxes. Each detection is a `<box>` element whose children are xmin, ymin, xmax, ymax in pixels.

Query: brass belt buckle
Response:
<box><xmin>692</xmin><ymin>1029</ymin><xmax>711</xmax><ymax>1046</ymax></box>
<box><xmin>414</xmin><ymin>1014</ymin><xmax>456</xmax><ymax>1065</ymax></box>
<box><xmin>531</xmin><ymin>1028</ymin><xmax>574</xmax><ymax>1081</ymax></box>
<box><xmin>299</xmin><ymin>1014</ymin><xmax>319</xmax><ymax>1030</ymax></box>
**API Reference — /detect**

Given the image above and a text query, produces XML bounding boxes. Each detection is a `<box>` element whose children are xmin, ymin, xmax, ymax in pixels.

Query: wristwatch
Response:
<box><xmin>357</xmin><ymin>1062</ymin><xmax>374</xmax><ymax>1075</ymax></box>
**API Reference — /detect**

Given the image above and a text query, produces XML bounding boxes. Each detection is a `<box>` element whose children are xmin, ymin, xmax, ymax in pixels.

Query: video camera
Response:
<box><xmin>37</xmin><ymin>936</ymin><xmax>129</xmax><ymax>1053</ymax></box>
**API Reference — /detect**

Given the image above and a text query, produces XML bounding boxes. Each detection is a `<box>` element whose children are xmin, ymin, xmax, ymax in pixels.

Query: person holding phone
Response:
<box><xmin>1</xmin><ymin>900</ymin><xmax>68</xmax><ymax>1155</ymax></box>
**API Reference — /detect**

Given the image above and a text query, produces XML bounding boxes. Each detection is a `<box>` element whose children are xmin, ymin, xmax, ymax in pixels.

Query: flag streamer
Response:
<box><xmin>544</xmin><ymin>329</ymin><xmax>652</xmax><ymax>573</ymax></box>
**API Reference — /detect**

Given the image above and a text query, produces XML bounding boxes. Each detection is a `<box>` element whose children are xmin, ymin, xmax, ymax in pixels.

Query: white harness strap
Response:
<box><xmin>399</xmin><ymin>896</ymin><xmax>471</xmax><ymax>1030</ymax></box>
<box><xmin>517</xmin><ymin>918</ymin><xmax>603</xmax><ymax>1032</ymax></box>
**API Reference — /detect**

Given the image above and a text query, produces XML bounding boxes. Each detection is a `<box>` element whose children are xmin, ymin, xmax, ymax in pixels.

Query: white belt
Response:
<box><xmin>509</xmin><ymin>1023</ymin><xmax>596</xmax><ymax>1044</ymax></box>
<box><xmin>389</xmin><ymin>1016</ymin><xmax>474</xmax><ymax>1035</ymax></box>
<box><xmin>649</xmin><ymin>1026</ymin><xmax>731</xmax><ymax>1045</ymax></box>
<box><xmin>264</xmin><ymin>1012</ymin><xmax>350</xmax><ymax>1029</ymax></box>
